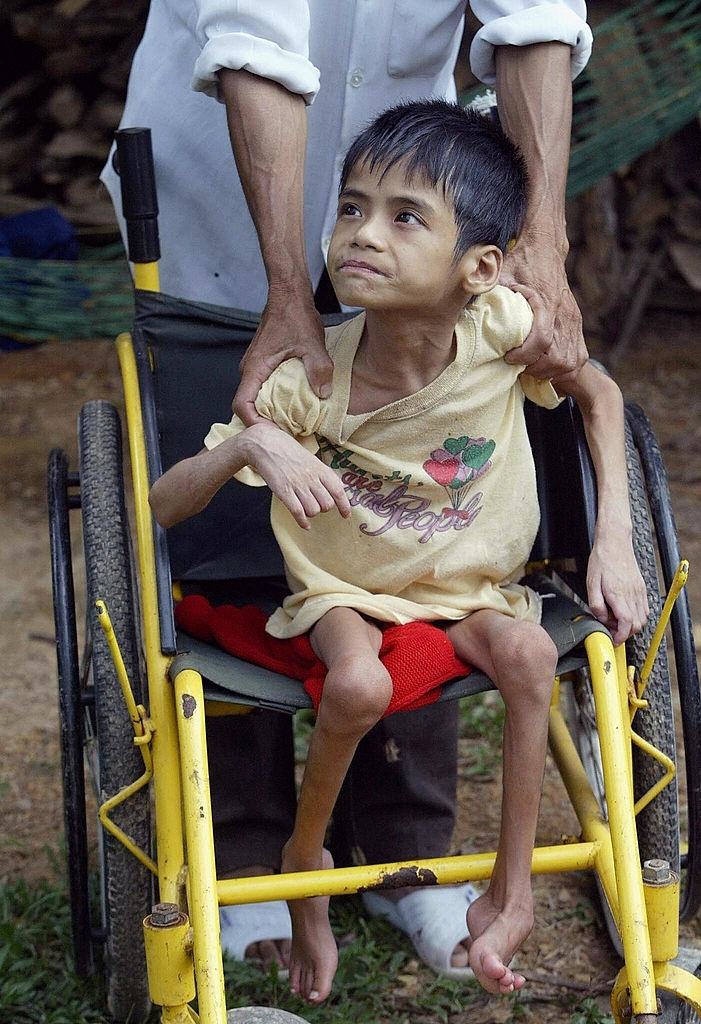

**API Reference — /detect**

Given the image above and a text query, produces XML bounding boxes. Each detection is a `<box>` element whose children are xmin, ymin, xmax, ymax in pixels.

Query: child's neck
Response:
<box><xmin>348</xmin><ymin>305</ymin><xmax>465</xmax><ymax>414</ymax></box>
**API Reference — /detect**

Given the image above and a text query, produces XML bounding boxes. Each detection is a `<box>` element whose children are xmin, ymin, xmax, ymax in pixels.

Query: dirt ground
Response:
<box><xmin>1</xmin><ymin>306</ymin><xmax>701</xmax><ymax>1021</ymax></box>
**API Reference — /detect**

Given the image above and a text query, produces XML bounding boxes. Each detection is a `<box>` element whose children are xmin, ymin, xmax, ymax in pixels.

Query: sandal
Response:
<box><xmin>362</xmin><ymin>883</ymin><xmax>480</xmax><ymax>979</ymax></box>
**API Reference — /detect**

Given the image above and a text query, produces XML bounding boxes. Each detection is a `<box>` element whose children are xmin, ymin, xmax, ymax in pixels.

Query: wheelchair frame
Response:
<box><xmin>96</xmin><ymin>270</ymin><xmax>697</xmax><ymax>1024</ymax></box>
<box><xmin>49</xmin><ymin>129</ymin><xmax>701</xmax><ymax>1024</ymax></box>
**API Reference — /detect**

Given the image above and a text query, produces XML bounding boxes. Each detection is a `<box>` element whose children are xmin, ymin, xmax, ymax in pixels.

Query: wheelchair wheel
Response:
<box><xmin>567</xmin><ymin>415</ymin><xmax>680</xmax><ymax>953</ymax></box>
<box><xmin>674</xmin><ymin>961</ymin><xmax>701</xmax><ymax>1024</ymax></box>
<box><xmin>626</xmin><ymin>403</ymin><xmax>701</xmax><ymax>922</ymax></box>
<box><xmin>624</xmin><ymin>415</ymin><xmax>679</xmax><ymax>876</ymax></box>
<box><xmin>48</xmin><ymin>447</ymin><xmax>93</xmax><ymax>978</ymax></box>
<box><xmin>79</xmin><ymin>400</ymin><xmax>152</xmax><ymax>1024</ymax></box>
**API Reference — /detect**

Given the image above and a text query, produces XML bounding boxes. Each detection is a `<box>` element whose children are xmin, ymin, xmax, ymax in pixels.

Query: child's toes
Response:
<box><xmin>289</xmin><ymin>960</ymin><xmax>301</xmax><ymax>995</ymax></box>
<box><xmin>309</xmin><ymin>966</ymin><xmax>334</xmax><ymax>1003</ymax></box>
<box><xmin>301</xmin><ymin>966</ymin><xmax>315</xmax><ymax>1001</ymax></box>
<box><xmin>481</xmin><ymin>951</ymin><xmax>510</xmax><ymax>983</ymax></box>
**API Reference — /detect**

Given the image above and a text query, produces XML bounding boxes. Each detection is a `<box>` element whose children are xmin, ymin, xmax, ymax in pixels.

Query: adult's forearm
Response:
<box><xmin>495</xmin><ymin>43</ymin><xmax>572</xmax><ymax>255</ymax></box>
<box><xmin>219</xmin><ymin>68</ymin><xmax>313</xmax><ymax>302</ymax></box>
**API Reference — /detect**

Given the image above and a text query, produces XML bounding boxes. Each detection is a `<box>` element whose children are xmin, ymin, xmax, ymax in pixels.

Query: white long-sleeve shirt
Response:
<box><xmin>102</xmin><ymin>1</ymin><xmax>591</xmax><ymax>308</ymax></box>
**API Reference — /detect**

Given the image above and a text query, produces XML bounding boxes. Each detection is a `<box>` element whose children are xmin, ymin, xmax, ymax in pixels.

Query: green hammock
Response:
<box><xmin>568</xmin><ymin>0</ymin><xmax>701</xmax><ymax>197</ymax></box>
<box><xmin>2</xmin><ymin>0</ymin><xmax>700</xmax><ymax>345</ymax></box>
<box><xmin>0</xmin><ymin>243</ymin><xmax>133</xmax><ymax>345</ymax></box>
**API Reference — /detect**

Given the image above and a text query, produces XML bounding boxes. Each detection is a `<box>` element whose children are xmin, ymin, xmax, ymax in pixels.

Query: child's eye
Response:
<box><xmin>339</xmin><ymin>202</ymin><xmax>361</xmax><ymax>217</ymax></box>
<box><xmin>395</xmin><ymin>210</ymin><xmax>423</xmax><ymax>225</ymax></box>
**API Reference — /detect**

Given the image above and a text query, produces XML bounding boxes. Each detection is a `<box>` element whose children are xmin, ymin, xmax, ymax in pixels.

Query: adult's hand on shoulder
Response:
<box><xmin>233</xmin><ymin>293</ymin><xmax>333</xmax><ymax>425</ymax></box>
<box><xmin>501</xmin><ymin>233</ymin><xmax>587</xmax><ymax>380</ymax></box>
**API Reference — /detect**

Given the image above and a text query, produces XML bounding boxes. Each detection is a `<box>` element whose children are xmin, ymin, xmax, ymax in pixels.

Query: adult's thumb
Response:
<box><xmin>233</xmin><ymin>368</ymin><xmax>266</xmax><ymax>426</ymax></box>
<box><xmin>302</xmin><ymin>349</ymin><xmax>334</xmax><ymax>400</ymax></box>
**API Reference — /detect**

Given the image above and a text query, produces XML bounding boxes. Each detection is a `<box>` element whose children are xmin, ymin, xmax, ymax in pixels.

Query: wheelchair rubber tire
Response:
<box><xmin>624</xmin><ymin>416</ymin><xmax>680</xmax><ymax>875</ymax></box>
<box><xmin>566</xmin><ymin>417</ymin><xmax>680</xmax><ymax>955</ymax></box>
<box><xmin>79</xmin><ymin>400</ymin><xmax>152</xmax><ymax>1024</ymax></box>
<box><xmin>673</xmin><ymin>957</ymin><xmax>701</xmax><ymax>1024</ymax></box>
<box><xmin>626</xmin><ymin>402</ymin><xmax>701</xmax><ymax>921</ymax></box>
<box><xmin>48</xmin><ymin>447</ymin><xmax>93</xmax><ymax>978</ymax></box>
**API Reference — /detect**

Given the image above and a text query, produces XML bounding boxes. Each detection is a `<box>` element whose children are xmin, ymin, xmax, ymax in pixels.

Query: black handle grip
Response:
<box><xmin>114</xmin><ymin>127</ymin><xmax>160</xmax><ymax>264</ymax></box>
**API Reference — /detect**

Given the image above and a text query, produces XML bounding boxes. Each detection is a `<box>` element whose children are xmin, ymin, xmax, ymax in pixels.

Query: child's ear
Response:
<box><xmin>460</xmin><ymin>244</ymin><xmax>503</xmax><ymax>296</ymax></box>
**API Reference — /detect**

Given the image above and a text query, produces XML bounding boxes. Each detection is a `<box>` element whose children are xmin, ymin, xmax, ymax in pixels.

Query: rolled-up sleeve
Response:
<box><xmin>469</xmin><ymin>1</ymin><xmax>592</xmax><ymax>84</ymax></box>
<box><xmin>192</xmin><ymin>0</ymin><xmax>320</xmax><ymax>104</ymax></box>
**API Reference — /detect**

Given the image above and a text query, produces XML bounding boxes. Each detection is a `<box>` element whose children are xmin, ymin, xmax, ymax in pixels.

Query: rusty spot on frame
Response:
<box><xmin>357</xmin><ymin>865</ymin><xmax>438</xmax><ymax>892</ymax></box>
<box><xmin>181</xmin><ymin>694</ymin><xmax>196</xmax><ymax>719</ymax></box>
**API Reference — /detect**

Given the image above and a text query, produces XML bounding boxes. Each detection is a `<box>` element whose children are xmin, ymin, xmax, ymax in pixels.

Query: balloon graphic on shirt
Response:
<box><xmin>423</xmin><ymin>435</ymin><xmax>496</xmax><ymax>510</ymax></box>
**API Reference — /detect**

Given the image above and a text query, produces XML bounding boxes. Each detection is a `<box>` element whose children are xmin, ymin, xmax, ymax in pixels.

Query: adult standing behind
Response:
<box><xmin>102</xmin><ymin>0</ymin><xmax>592</xmax><ymax>979</ymax></box>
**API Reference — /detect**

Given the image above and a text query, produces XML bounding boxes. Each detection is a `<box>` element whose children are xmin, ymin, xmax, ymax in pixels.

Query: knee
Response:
<box><xmin>320</xmin><ymin>657</ymin><xmax>393</xmax><ymax>735</ymax></box>
<box><xmin>493</xmin><ymin>623</ymin><xmax>558</xmax><ymax>707</ymax></box>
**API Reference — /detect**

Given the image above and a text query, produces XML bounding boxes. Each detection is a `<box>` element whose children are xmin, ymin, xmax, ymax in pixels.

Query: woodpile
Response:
<box><xmin>0</xmin><ymin>0</ymin><xmax>148</xmax><ymax>230</ymax></box>
<box><xmin>566</xmin><ymin>120</ymin><xmax>701</xmax><ymax>360</ymax></box>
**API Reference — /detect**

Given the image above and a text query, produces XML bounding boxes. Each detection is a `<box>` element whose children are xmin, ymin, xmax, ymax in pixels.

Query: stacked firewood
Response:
<box><xmin>0</xmin><ymin>0</ymin><xmax>148</xmax><ymax>229</ymax></box>
<box><xmin>565</xmin><ymin>120</ymin><xmax>701</xmax><ymax>357</ymax></box>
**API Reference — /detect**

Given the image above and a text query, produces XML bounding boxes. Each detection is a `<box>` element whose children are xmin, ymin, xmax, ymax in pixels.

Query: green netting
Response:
<box><xmin>462</xmin><ymin>0</ymin><xmax>701</xmax><ymax>197</ymax></box>
<box><xmin>2</xmin><ymin>0</ymin><xmax>700</xmax><ymax>345</ymax></box>
<box><xmin>0</xmin><ymin>243</ymin><xmax>133</xmax><ymax>344</ymax></box>
<box><xmin>568</xmin><ymin>0</ymin><xmax>701</xmax><ymax>196</ymax></box>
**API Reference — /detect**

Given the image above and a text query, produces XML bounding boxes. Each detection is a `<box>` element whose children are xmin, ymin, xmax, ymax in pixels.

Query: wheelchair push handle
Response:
<box><xmin>113</xmin><ymin>127</ymin><xmax>160</xmax><ymax>265</ymax></box>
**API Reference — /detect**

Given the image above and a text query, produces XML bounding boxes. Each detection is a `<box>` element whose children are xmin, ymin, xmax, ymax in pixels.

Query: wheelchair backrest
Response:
<box><xmin>133</xmin><ymin>291</ymin><xmax>596</xmax><ymax>654</ymax></box>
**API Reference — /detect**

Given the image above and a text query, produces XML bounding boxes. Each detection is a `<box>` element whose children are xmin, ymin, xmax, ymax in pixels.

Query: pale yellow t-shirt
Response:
<box><xmin>205</xmin><ymin>286</ymin><xmax>561</xmax><ymax>638</ymax></box>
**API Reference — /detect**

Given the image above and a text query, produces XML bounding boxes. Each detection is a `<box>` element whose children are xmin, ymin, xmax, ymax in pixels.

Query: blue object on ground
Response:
<box><xmin>0</xmin><ymin>206</ymin><xmax>79</xmax><ymax>260</ymax></box>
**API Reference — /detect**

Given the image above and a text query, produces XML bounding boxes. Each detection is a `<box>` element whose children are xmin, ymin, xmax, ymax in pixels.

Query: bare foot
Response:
<box><xmin>282</xmin><ymin>845</ymin><xmax>338</xmax><ymax>1004</ymax></box>
<box><xmin>466</xmin><ymin>892</ymin><xmax>531</xmax><ymax>995</ymax></box>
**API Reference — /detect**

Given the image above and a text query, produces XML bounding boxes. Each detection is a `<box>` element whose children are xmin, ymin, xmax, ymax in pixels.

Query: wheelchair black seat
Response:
<box><xmin>171</xmin><ymin>573</ymin><xmax>610</xmax><ymax>712</ymax></box>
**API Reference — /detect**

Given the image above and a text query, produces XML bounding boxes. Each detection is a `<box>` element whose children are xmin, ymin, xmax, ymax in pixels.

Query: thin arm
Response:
<box><xmin>557</xmin><ymin>364</ymin><xmax>649</xmax><ymax>642</ymax></box>
<box><xmin>149</xmin><ymin>439</ymin><xmax>251</xmax><ymax>529</ymax></box>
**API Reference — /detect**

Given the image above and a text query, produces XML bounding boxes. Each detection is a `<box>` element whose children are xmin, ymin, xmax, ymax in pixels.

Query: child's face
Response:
<box><xmin>328</xmin><ymin>158</ymin><xmax>478</xmax><ymax>314</ymax></box>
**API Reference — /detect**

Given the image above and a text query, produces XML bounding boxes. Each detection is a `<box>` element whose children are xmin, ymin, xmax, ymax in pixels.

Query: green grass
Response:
<box><xmin>223</xmin><ymin>899</ymin><xmax>473</xmax><ymax>1024</ymax></box>
<box><xmin>0</xmin><ymin>875</ymin><xmax>107</xmax><ymax>1024</ymax></box>
<box><xmin>459</xmin><ymin>691</ymin><xmax>505</xmax><ymax>781</ymax></box>
<box><xmin>1</xmin><ymin>864</ymin><xmax>615</xmax><ymax>1024</ymax></box>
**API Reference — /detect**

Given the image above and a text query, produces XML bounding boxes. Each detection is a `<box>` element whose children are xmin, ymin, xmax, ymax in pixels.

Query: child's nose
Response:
<box><xmin>351</xmin><ymin>215</ymin><xmax>384</xmax><ymax>250</ymax></box>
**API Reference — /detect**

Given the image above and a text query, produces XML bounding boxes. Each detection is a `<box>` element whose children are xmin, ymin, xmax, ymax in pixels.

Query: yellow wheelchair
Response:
<box><xmin>47</xmin><ymin>128</ymin><xmax>701</xmax><ymax>1023</ymax></box>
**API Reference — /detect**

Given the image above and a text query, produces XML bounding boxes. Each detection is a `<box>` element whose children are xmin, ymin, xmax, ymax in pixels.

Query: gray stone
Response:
<box><xmin>227</xmin><ymin>1010</ymin><xmax>310</xmax><ymax>1023</ymax></box>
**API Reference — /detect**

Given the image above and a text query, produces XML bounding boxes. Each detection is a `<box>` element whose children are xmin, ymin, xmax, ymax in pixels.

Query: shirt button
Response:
<box><xmin>349</xmin><ymin>68</ymin><xmax>364</xmax><ymax>88</ymax></box>
<box><xmin>322</xmin><ymin>235</ymin><xmax>332</xmax><ymax>251</ymax></box>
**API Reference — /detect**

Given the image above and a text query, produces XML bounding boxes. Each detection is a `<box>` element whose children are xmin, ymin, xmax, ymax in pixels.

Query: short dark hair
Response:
<box><xmin>339</xmin><ymin>99</ymin><xmax>528</xmax><ymax>258</ymax></box>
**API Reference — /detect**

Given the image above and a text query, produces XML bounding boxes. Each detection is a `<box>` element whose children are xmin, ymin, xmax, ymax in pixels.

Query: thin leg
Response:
<box><xmin>447</xmin><ymin>611</ymin><xmax>558</xmax><ymax>995</ymax></box>
<box><xmin>283</xmin><ymin>608</ymin><xmax>392</xmax><ymax>1004</ymax></box>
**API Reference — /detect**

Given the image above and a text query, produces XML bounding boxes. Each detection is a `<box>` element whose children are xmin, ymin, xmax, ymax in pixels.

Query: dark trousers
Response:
<box><xmin>207</xmin><ymin>702</ymin><xmax>459</xmax><ymax>875</ymax></box>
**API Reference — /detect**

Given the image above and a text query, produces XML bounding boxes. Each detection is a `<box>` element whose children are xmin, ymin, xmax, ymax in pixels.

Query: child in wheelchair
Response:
<box><xmin>150</xmin><ymin>100</ymin><xmax>649</xmax><ymax>1004</ymax></box>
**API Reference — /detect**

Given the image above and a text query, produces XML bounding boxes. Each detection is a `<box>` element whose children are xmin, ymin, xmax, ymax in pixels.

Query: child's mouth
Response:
<box><xmin>339</xmin><ymin>260</ymin><xmax>387</xmax><ymax>277</ymax></box>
